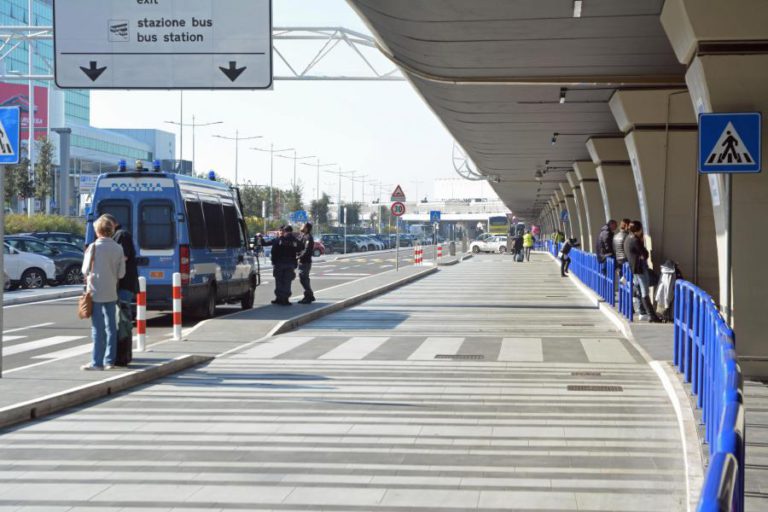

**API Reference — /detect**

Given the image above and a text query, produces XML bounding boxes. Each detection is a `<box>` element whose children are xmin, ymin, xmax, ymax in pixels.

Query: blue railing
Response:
<box><xmin>568</xmin><ymin>249</ymin><xmax>615</xmax><ymax>306</ymax></box>
<box><xmin>674</xmin><ymin>280</ymin><xmax>745</xmax><ymax>512</ymax></box>
<box><xmin>618</xmin><ymin>261</ymin><xmax>634</xmax><ymax>322</ymax></box>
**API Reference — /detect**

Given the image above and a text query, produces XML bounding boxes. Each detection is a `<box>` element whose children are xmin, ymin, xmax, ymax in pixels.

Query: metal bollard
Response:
<box><xmin>437</xmin><ymin>244</ymin><xmax>443</xmax><ymax>262</ymax></box>
<box><xmin>136</xmin><ymin>276</ymin><xmax>147</xmax><ymax>352</ymax></box>
<box><xmin>172</xmin><ymin>272</ymin><xmax>182</xmax><ymax>341</ymax></box>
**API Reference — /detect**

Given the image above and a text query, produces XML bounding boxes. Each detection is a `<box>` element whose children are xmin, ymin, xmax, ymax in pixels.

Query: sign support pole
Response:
<box><xmin>396</xmin><ymin>220</ymin><xmax>400</xmax><ymax>272</ymax></box>
<box><xmin>1</xmin><ymin>163</ymin><xmax>5</xmax><ymax>377</ymax></box>
<box><xmin>725</xmin><ymin>173</ymin><xmax>733</xmax><ymax>326</ymax></box>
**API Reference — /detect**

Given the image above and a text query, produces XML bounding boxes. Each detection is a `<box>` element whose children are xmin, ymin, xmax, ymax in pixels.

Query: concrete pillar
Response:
<box><xmin>586</xmin><ymin>137</ymin><xmax>641</xmax><ymax>223</ymax></box>
<box><xmin>554</xmin><ymin>190</ymin><xmax>567</xmax><ymax>235</ymax></box>
<box><xmin>566</xmin><ymin>171</ymin><xmax>587</xmax><ymax>246</ymax></box>
<box><xmin>558</xmin><ymin>183</ymin><xmax>576</xmax><ymax>238</ymax></box>
<box><xmin>573</xmin><ymin>162</ymin><xmax>605</xmax><ymax>252</ymax></box>
<box><xmin>662</xmin><ymin>0</ymin><xmax>768</xmax><ymax>376</ymax></box>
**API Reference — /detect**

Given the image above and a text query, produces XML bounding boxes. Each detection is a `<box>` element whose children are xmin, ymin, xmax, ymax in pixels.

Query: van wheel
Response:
<box><xmin>21</xmin><ymin>268</ymin><xmax>46</xmax><ymax>289</ymax></box>
<box><xmin>241</xmin><ymin>278</ymin><xmax>255</xmax><ymax>310</ymax></box>
<box><xmin>198</xmin><ymin>285</ymin><xmax>217</xmax><ymax>319</ymax></box>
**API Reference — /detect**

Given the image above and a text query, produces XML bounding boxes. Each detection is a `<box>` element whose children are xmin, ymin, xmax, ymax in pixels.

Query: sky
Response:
<box><xmin>89</xmin><ymin>0</ymin><xmax>458</xmax><ymax>204</ymax></box>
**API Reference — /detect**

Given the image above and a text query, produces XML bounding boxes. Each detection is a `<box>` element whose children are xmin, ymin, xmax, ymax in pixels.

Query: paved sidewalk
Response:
<box><xmin>0</xmin><ymin>254</ymin><xmax>697</xmax><ymax>510</ymax></box>
<box><xmin>2</xmin><ymin>285</ymin><xmax>82</xmax><ymax>306</ymax></box>
<box><xmin>0</xmin><ymin>265</ymin><xmax>435</xmax><ymax>429</ymax></box>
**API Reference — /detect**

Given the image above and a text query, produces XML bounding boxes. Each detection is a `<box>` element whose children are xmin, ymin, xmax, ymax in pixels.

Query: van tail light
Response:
<box><xmin>180</xmin><ymin>245</ymin><xmax>190</xmax><ymax>286</ymax></box>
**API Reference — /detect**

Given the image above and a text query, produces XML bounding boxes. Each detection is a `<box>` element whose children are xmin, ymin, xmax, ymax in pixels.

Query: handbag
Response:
<box><xmin>78</xmin><ymin>245</ymin><xmax>95</xmax><ymax>320</ymax></box>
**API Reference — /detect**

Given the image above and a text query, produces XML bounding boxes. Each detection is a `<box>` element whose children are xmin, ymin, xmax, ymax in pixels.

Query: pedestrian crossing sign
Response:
<box><xmin>699</xmin><ymin>112</ymin><xmax>761</xmax><ymax>174</ymax></box>
<box><xmin>0</xmin><ymin>106</ymin><xmax>21</xmax><ymax>165</ymax></box>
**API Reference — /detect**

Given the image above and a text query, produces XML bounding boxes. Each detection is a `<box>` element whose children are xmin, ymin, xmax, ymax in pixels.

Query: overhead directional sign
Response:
<box><xmin>290</xmin><ymin>209</ymin><xmax>308</xmax><ymax>223</ymax></box>
<box><xmin>390</xmin><ymin>184</ymin><xmax>406</xmax><ymax>202</ymax></box>
<box><xmin>391</xmin><ymin>201</ymin><xmax>405</xmax><ymax>217</ymax></box>
<box><xmin>0</xmin><ymin>106</ymin><xmax>20</xmax><ymax>165</ymax></box>
<box><xmin>429</xmin><ymin>210</ymin><xmax>441</xmax><ymax>223</ymax></box>
<box><xmin>53</xmin><ymin>0</ymin><xmax>273</xmax><ymax>89</ymax></box>
<box><xmin>699</xmin><ymin>112</ymin><xmax>762</xmax><ymax>174</ymax></box>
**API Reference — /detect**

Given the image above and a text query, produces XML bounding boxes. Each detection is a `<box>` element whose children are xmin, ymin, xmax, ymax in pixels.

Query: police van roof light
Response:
<box><xmin>153</xmin><ymin>159</ymin><xmax>161</xmax><ymax>172</ymax></box>
<box><xmin>136</xmin><ymin>160</ymin><xmax>145</xmax><ymax>172</ymax></box>
<box><xmin>208</xmin><ymin>170</ymin><xmax>216</xmax><ymax>181</ymax></box>
<box><xmin>118</xmin><ymin>159</ymin><xmax>127</xmax><ymax>172</ymax></box>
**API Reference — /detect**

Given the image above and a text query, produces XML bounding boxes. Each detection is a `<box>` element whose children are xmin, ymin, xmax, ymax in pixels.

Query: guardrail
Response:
<box><xmin>568</xmin><ymin>249</ymin><xmax>615</xmax><ymax>306</ymax></box>
<box><xmin>674</xmin><ymin>280</ymin><xmax>745</xmax><ymax>512</ymax></box>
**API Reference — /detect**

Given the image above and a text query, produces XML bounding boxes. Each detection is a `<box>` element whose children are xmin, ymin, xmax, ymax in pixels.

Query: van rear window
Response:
<box><xmin>140</xmin><ymin>202</ymin><xmax>175</xmax><ymax>250</ymax></box>
<box><xmin>185</xmin><ymin>201</ymin><xmax>207</xmax><ymax>249</ymax></box>
<box><xmin>223</xmin><ymin>205</ymin><xmax>241</xmax><ymax>248</ymax></box>
<box><xmin>98</xmin><ymin>200</ymin><xmax>132</xmax><ymax>235</ymax></box>
<box><xmin>202</xmin><ymin>202</ymin><xmax>226</xmax><ymax>248</ymax></box>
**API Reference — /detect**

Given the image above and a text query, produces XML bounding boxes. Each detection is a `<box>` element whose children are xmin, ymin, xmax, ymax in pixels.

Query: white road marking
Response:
<box><xmin>4</xmin><ymin>336</ymin><xmax>85</xmax><ymax>356</ymax></box>
<box><xmin>580</xmin><ymin>338</ymin><xmax>635</xmax><ymax>363</ymax></box>
<box><xmin>498</xmin><ymin>338</ymin><xmax>544</xmax><ymax>362</ymax></box>
<box><xmin>319</xmin><ymin>337</ymin><xmax>388</xmax><ymax>360</ymax></box>
<box><xmin>3</xmin><ymin>322</ymin><xmax>55</xmax><ymax>334</ymax></box>
<box><xmin>2</xmin><ymin>335</ymin><xmax>27</xmax><ymax>342</ymax></box>
<box><xmin>33</xmin><ymin>343</ymin><xmax>92</xmax><ymax>360</ymax></box>
<box><xmin>240</xmin><ymin>337</ymin><xmax>315</xmax><ymax>359</ymax></box>
<box><xmin>408</xmin><ymin>337</ymin><xmax>464</xmax><ymax>361</ymax></box>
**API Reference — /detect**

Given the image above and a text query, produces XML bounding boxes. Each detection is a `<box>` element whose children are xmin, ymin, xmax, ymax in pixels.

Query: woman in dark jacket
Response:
<box><xmin>560</xmin><ymin>237</ymin><xmax>579</xmax><ymax>277</ymax></box>
<box><xmin>624</xmin><ymin>221</ymin><xmax>661</xmax><ymax>322</ymax></box>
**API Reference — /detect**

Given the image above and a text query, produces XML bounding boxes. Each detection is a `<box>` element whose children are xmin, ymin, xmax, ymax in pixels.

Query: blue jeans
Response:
<box><xmin>91</xmin><ymin>301</ymin><xmax>117</xmax><ymax>367</ymax></box>
<box><xmin>118</xmin><ymin>289</ymin><xmax>135</xmax><ymax>304</ymax></box>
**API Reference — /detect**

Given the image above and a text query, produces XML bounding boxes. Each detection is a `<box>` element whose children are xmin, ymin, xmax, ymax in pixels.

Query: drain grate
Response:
<box><xmin>435</xmin><ymin>354</ymin><xmax>485</xmax><ymax>360</ymax></box>
<box><xmin>568</xmin><ymin>385</ymin><xmax>623</xmax><ymax>392</ymax></box>
<box><xmin>561</xmin><ymin>323</ymin><xmax>594</xmax><ymax>327</ymax></box>
<box><xmin>571</xmin><ymin>371</ymin><xmax>602</xmax><ymax>376</ymax></box>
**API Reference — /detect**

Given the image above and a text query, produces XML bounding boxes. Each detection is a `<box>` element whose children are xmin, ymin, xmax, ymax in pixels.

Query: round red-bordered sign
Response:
<box><xmin>391</xmin><ymin>201</ymin><xmax>406</xmax><ymax>217</ymax></box>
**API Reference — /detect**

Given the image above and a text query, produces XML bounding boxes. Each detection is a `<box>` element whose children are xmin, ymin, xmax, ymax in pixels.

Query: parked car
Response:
<box><xmin>358</xmin><ymin>234</ymin><xmax>384</xmax><ymax>251</ymax></box>
<box><xmin>311</xmin><ymin>239</ymin><xmax>325</xmax><ymax>257</ymax></box>
<box><xmin>5</xmin><ymin>235</ymin><xmax>85</xmax><ymax>285</ymax></box>
<box><xmin>25</xmin><ymin>231</ymin><xmax>86</xmax><ymax>249</ymax></box>
<box><xmin>3</xmin><ymin>242</ymin><xmax>57</xmax><ymax>289</ymax></box>
<box><xmin>469</xmin><ymin>235</ymin><xmax>508</xmax><ymax>254</ymax></box>
<box><xmin>388</xmin><ymin>234</ymin><xmax>413</xmax><ymax>247</ymax></box>
<box><xmin>47</xmin><ymin>241</ymin><xmax>84</xmax><ymax>254</ymax></box>
<box><xmin>371</xmin><ymin>234</ymin><xmax>391</xmax><ymax>249</ymax></box>
<box><xmin>319</xmin><ymin>234</ymin><xmax>343</xmax><ymax>253</ymax></box>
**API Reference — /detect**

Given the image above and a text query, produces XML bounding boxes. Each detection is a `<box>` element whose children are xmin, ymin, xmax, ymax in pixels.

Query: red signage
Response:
<box><xmin>0</xmin><ymin>82</ymin><xmax>49</xmax><ymax>141</ymax></box>
<box><xmin>391</xmin><ymin>201</ymin><xmax>406</xmax><ymax>217</ymax></box>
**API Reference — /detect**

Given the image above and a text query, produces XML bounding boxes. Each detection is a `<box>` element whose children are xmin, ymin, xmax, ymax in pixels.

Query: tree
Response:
<box><xmin>286</xmin><ymin>182</ymin><xmax>304</xmax><ymax>213</ymax></box>
<box><xmin>343</xmin><ymin>202</ymin><xmax>362</xmax><ymax>226</ymax></box>
<box><xmin>34</xmin><ymin>137</ymin><xmax>56</xmax><ymax>203</ymax></box>
<box><xmin>5</xmin><ymin>157</ymin><xmax>34</xmax><ymax>205</ymax></box>
<box><xmin>310</xmin><ymin>192</ymin><xmax>331</xmax><ymax>226</ymax></box>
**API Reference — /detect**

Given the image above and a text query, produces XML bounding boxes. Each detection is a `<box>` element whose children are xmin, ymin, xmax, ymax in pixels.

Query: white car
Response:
<box><xmin>3</xmin><ymin>243</ymin><xmax>57</xmax><ymax>290</ymax></box>
<box><xmin>470</xmin><ymin>235</ymin><xmax>508</xmax><ymax>254</ymax></box>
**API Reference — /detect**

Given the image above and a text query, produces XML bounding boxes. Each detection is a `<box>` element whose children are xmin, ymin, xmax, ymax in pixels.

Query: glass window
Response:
<box><xmin>185</xmin><ymin>201</ymin><xmax>207</xmax><ymax>249</ymax></box>
<box><xmin>140</xmin><ymin>202</ymin><xmax>175</xmax><ymax>250</ymax></box>
<box><xmin>6</xmin><ymin>239</ymin><xmax>23</xmax><ymax>251</ymax></box>
<box><xmin>98</xmin><ymin>200</ymin><xmax>132</xmax><ymax>235</ymax></box>
<box><xmin>22</xmin><ymin>239</ymin><xmax>55</xmax><ymax>256</ymax></box>
<box><xmin>222</xmin><ymin>205</ymin><xmax>241</xmax><ymax>249</ymax></box>
<box><xmin>202</xmin><ymin>202</ymin><xmax>226</xmax><ymax>249</ymax></box>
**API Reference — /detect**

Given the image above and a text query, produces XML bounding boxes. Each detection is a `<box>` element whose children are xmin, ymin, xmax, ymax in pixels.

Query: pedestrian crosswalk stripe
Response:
<box><xmin>407</xmin><ymin>337</ymin><xmax>464</xmax><ymax>360</ymax></box>
<box><xmin>319</xmin><ymin>337</ymin><xmax>389</xmax><ymax>360</ymax></box>
<box><xmin>33</xmin><ymin>343</ymin><xmax>92</xmax><ymax>360</ymax></box>
<box><xmin>240</xmin><ymin>337</ymin><xmax>314</xmax><ymax>359</ymax></box>
<box><xmin>498</xmin><ymin>338</ymin><xmax>543</xmax><ymax>361</ymax></box>
<box><xmin>4</xmin><ymin>336</ymin><xmax>85</xmax><ymax>356</ymax></box>
<box><xmin>3</xmin><ymin>335</ymin><xmax>26</xmax><ymax>342</ymax></box>
<box><xmin>705</xmin><ymin>122</ymin><xmax>755</xmax><ymax>166</ymax></box>
<box><xmin>580</xmin><ymin>338</ymin><xmax>635</xmax><ymax>363</ymax></box>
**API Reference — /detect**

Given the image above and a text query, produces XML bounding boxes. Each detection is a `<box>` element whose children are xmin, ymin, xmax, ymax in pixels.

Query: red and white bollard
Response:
<box><xmin>437</xmin><ymin>244</ymin><xmax>443</xmax><ymax>262</ymax></box>
<box><xmin>136</xmin><ymin>276</ymin><xmax>147</xmax><ymax>352</ymax></box>
<box><xmin>172</xmin><ymin>272</ymin><xmax>182</xmax><ymax>341</ymax></box>
<box><xmin>414</xmin><ymin>245</ymin><xmax>423</xmax><ymax>265</ymax></box>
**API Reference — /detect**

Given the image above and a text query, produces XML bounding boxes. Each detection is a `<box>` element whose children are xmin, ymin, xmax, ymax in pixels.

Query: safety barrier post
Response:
<box><xmin>136</xmin><ymin>276</ymin><xmax>146</xmax><ymax>352</ymax></box>
<box><xmin>172</xmin><ymin>272</ymin><xmax>182</xmax><ymax>341</ymax></box>
<box><xmin>437</xmin><ymin>243</ymin><xmax>443</xmax><ymax>263</ymax></box>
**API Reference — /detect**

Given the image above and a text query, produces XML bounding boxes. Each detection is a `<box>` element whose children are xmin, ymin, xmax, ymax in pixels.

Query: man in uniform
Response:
<box><xmin>263</xmin><ymin>226</ymin><xmax>300</xmax><ymax>305</ymax></box>
<box><xmin>297</xmin><ymin>222</ymin><xmax>315</xmax><ymax>304</ymax></box>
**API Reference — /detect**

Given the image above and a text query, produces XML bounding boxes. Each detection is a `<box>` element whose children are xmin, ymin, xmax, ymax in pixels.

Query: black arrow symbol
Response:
<box><xmin>219</xmin><ymin>61</ymin><xmax>246</xmax><ymax>82</ymax></box>
<box><xmin>80</xmin><ymin>61</ymin><xmax>107</xmax><ymax>82</ymax></box>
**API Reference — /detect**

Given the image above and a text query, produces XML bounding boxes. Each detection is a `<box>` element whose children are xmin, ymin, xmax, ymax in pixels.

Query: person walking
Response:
<box><xmin>560</xmin><ymin>237</ymin><xmax>579</xmax><ymax>277</ymax></box>
<box><xmin>297</xmin><ymin>222</ymin><xmax>316</xmax><ymax>304</ymax></box>
<box><xmin>625</xmin><ymin>221</ymin><xmax>661</xmax><ymax>323</ymax></box>
<box><xmin>262</xmin><ymin>225</ymin><xmax>300</xmax><ymax>305</ymax></box>
<box><xmin>522</xmin><ymin>230</ymin><xmax>534</xmax><ymax>262</ymax></box>
<box><xmin>80</xmin><ymin>215</ymin><xmax>126</xmax><ymax>371</ymax></box>
<box><xmin>102</xmin><ymin>214</ymin><xmax>139</xmax><ymax>366</ymax></box>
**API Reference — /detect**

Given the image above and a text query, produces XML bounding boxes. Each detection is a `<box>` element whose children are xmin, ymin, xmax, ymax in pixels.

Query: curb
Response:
<box><xmin>269</xmin><ymin>266</ymin><xmax>438</xmax><ymax>336</ymax></box>
<box><xmin>0</xmin><ymin>354</ymin><xmax>212</xmax><ymax>431</ymax></box>
<box><xmin>438</xmin><ymin>253</ymin><xmax>473</xmax><ymax>266</ymax></box>
<box><xmin>3</xmin><ymin>288</ymin><xmax>82</xmax><ymax>307</ymax></box>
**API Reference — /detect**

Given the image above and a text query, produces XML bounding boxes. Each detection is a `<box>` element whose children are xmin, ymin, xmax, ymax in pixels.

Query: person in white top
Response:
<box><xmin>81</xmin><ymin>215</ymin><xmax>126</xmax><ymax>371</ymax></box>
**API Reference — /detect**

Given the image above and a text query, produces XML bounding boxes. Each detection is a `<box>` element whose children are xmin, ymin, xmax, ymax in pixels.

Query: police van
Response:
<box><xmin>85</xmin><ymin>164</ymin><xmax>260</xmax><ymax>318</ymax></box>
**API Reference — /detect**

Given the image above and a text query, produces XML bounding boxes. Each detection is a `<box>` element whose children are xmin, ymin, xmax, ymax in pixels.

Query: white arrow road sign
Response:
<box><xmin>53</xmin><ymin>0</ymin><xmax>273</xmax><ymax>89</ymax></box>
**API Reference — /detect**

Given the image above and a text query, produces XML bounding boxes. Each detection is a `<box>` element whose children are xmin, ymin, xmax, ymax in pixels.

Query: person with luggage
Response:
<box><xmin>80</xmin><ymin>215</ymin><xmax>126</xmax><ymax>371</ymax></box>
<box><xmin>522</xmin><ymin>230</ymin><xmax>535</xmax><ymax>262</ymax></box>
<box><xmin>513</xmin><ymin>233</ymin><xmax>524</xmax><ymax>261</ymax></box>
<box><xmin>624</xmin><ymin>221</ymin><xmax>661</xmax><ymax>323</ymax></box>
<box><xmin>297</xmin><ymin>222</ymin><xmax>316</xmax><ymax>304</ymax></box>
<box><xmin>102</xmin><ymin>214</ymin><xmax>139</xmax><ymax>366</ymax></box>
<box><xmin>261</xmin><ymin>225</ymin><xmax>300</xmax><ymax>305</ymax></box>
<box><xmin>559</xmin><ymin>237</ymin><xmax>579</xmax><ymax>277</ymax></box>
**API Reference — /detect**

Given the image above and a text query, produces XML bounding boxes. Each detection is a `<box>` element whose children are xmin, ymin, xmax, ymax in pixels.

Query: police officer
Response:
<box><xmin>297</xmin><ymin>222</ymin><xmax>315</xmax><ymax>304</ymax></box>
<box><xmin>262</xmin><ymin>225</ymin><xmax>300</xmax><ymax>305</ymax></box>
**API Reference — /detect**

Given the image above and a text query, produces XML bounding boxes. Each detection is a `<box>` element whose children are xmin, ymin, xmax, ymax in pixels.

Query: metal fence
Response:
<box><xmin>618</xmin><ymin>261</ymin><xmax>634</xmax><ymax>322</ymax></box>
<box><xmin>545</xmin><ymin>240</ymin><xmax>616</xmax><ymax>306</ymax></box>
<box><xmin>674</xmin><ymin>280</ymin><xmax>745</xmax><ymax>512</ymax></box>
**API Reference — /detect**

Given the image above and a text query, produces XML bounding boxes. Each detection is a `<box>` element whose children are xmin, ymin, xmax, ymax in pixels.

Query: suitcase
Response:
<box><xmin>115</xmin><ymin>301</ymin><xmax>133</xmax><ymax>366</ymax></box>
<box><xmin>515</xmin><ymin>251</ymin><xmax>524</xmax><ymax>262</ymax></box>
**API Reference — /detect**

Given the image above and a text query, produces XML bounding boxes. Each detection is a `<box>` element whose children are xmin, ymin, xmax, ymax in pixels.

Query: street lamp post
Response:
<box><xmin>251</xmin><ymin>144</ymin><xmax>294</xmax><ymax>218</ymax></box>
<box><xmin>276</xmin><ymin>151</ymin><xmax>316</xmax><ymax>189</ymax></box>
<box><xmin>165</xmin><ymin>116</ymin><xmax>222</xmax><ymax>174</ymax></box>
<box><xmin>213</xmin><ymin>131</ymin><xmax>262</xmax><ymax>186</ymax></box>
<box><xmin>301</xmin><ymin>159</ymin><xmax>336</xmax><ymax>202</ymax></box>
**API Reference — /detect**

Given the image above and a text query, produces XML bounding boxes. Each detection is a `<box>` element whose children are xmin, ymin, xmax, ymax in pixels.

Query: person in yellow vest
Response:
<box><xmin>523</xmin><ymin>230</ymin><xmax>535</xmax><ymax>262</ymax></box>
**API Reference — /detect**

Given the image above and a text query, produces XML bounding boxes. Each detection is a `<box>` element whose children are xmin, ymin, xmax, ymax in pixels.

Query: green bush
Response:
<box><xmin>4</xmin><ymin>214</ymin><xmax>85</xmax><ymax>236</ymax></box>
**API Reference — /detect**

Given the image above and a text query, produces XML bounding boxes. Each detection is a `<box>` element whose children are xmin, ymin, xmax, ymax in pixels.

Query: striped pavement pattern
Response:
<box><xmin>0</xmin><ymin>253</ymin><xmax>688</xmax><ymax>511</ymax></box>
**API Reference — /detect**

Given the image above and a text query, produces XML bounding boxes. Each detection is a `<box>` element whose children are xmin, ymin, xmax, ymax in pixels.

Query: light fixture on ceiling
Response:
<box><xmin>572</xmin><ymin>0</ymin><xmax>583</xmax><ymax>18</ymax></box>
<box><xmin>551</xmin><ymin>133</ymin><xmax>559</xmax><ymax>145</ymax></box>
<box><xmin>559</xmin><ymin>88</ymin><xmax>566</xmax><ymax>104</ymax></box>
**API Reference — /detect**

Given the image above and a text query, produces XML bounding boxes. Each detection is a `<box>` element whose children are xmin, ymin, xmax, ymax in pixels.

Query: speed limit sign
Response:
<box><xmin>391</xmin><ymin>201</ymin><xmax>406</xmax><ymax>217</ymax></box>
